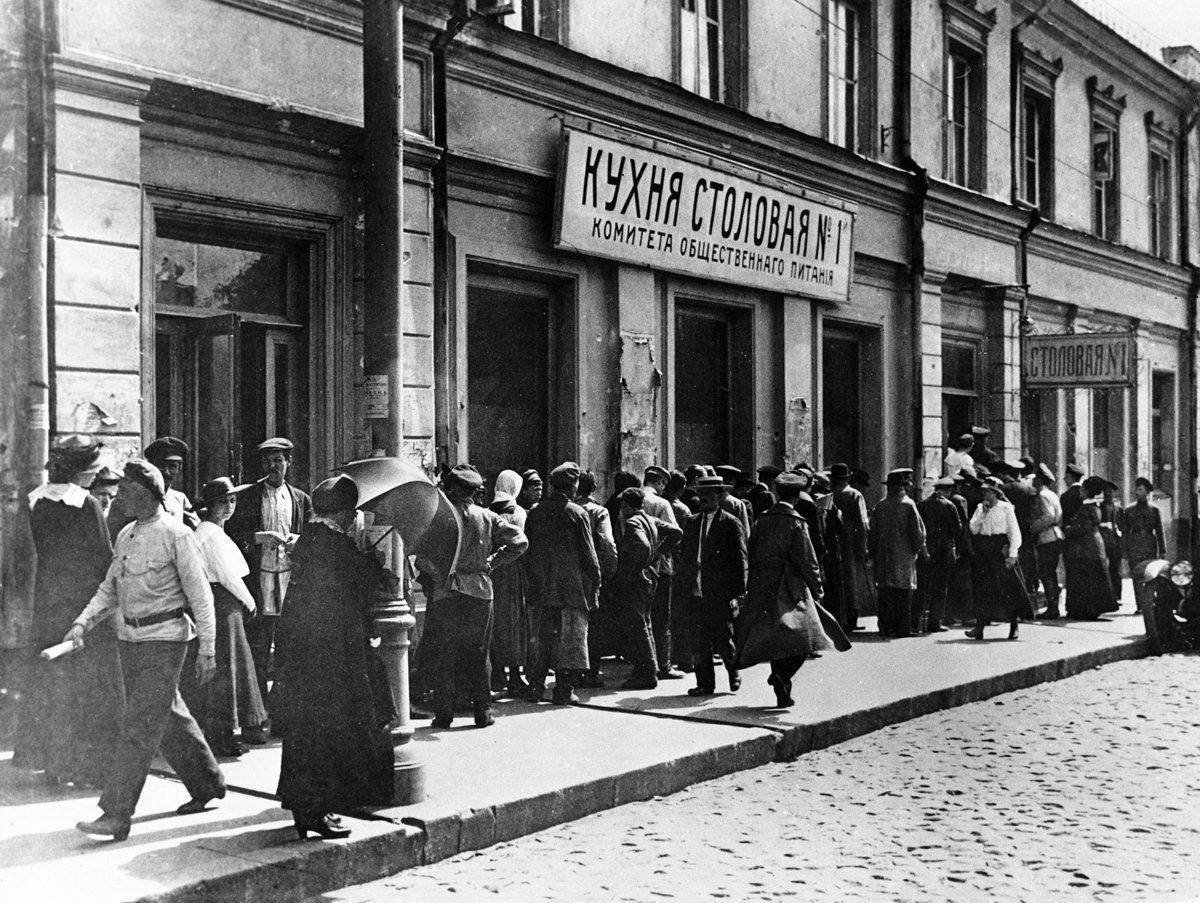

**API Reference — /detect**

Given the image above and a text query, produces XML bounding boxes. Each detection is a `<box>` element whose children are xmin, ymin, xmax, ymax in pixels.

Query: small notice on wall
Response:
<box><xmin>365</xmin><ymin>375</ymin><xmax>389</xmax><ymax>419</ymax></box>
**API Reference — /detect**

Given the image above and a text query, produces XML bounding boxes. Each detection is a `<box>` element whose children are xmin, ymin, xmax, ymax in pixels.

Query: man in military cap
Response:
<box><xmin>970</xmin><ymin>425</ymin><xmax>999</xmax><ymax>468</ymax></box>
<box><xmin>68</xmin><ymin>460</ymin><xmax>224</xmax><ymax>841</ymax></box>
<box><xmin>830</xmin><ymin>463</ymin><xmax>870</xmax><ymax>632</ymax></box>
<box><xmin>517</xmin><ymin>468</ymin><xmax>543</xmax><ymax>513</ymax></box>
<box><xmin>915</xmin><ymin>476</ymin><xmax>963</xmax><ymax>633</ymax></box>
<box><xmin>1123</xmin><ymin>476</ymin><xmax>1166</xmax><ymax>613</ymax></box>
<box><xmin>107</xmin><ymin>436</ymin><xmax>198</xmax><ymax>539</ymax></box>
<box><xmin>643</xmin><ymin>464</ymin><xmax>682</xmax><ymax>680</ymax></box>
<box><xmin>523</xmin><ymin>463</ymin><xmax>601</xmax><ymax>704</ymax></box>
<box><xmin>868</xmin><ymin>468</ymin><xmax>928</xmax><ymax>637</ymax></box>
<box><xmin>420</xmin><ymin>464</ymin><xmax>528</xmax><ymax>728</ymax></box>
<box><xmin>226</xmin><ymin>437</ymin><xmax>313</xmax><ymax>739</ymax></box>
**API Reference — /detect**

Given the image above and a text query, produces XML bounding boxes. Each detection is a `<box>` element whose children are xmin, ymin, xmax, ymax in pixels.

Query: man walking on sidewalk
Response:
<box><xmin>68</xmin><ymin>460</ymin><xmax>225</xmax><ymax>842</ymax></box>
<box><xmin>869</xmin><ymin>468</ymin><xmax>928</xmax><ymax>638</ymax></box>
<box><xmin>1031</xmin><ymin>463</ymin><xmax>1065</xmax><ymax>619</ymax></box>
<box><xmin>643</xmin><ymin>464</ymin><xmax>683</xmax><ymax>680</ymax></box>
<box><xmin>676</xmin><ymin>475</ymin><xmax>747</xmax><ymax>696</ymax></box>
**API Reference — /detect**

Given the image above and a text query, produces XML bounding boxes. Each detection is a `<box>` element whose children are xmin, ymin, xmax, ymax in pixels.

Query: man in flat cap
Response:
<box><xmin>642</xmin><ymin>465</ymin><xmax>683</xmax><ymax>680</ymax></box>
<box><xmin>1123</xmin><ymin>476</ymin><xmax>1166</xmax><ymax>613</ymax></box>
<box><xmin>675</xmin><ymin>474</ymin><xmax>748</xmax><ymax>696</ymax></box>
<box><xmin>1029</xmin><ymin>463</ymin><xmax>1065</xmax><ymax>619</ymax></box>
<box><xmin>226</xmin><ymin>437</ymin><xmax>313</xmax><ymax>739</ymax></box>
<box><xmin>68</xmin><ymin>460</ymin><xmax>224</xmax><ymax>842</ymax></box>
<box><xmin>421</xmin><ymin>464</ymin><xmax>528</xmax><ymax>728</ymax></box>
<box><xmin>517</xmin><ymin>469</ymin><xmax>543</xmax><ymax>513</ymax></box>
<box><xmin>523</xmin><ymin>463</ymin><xmax>601</xmax><ymax>704</ymax></box>
<box><xmin>868</xmin><ymin>468</ymin><xmax>928</xmax><ymax>638</ymax></box>
<box><xmin>830</xmin><ymin>463</ymin><xmax>870</xmax><ymax>632</ymax></box>
<box><xmin>915</xmin><ymin>476</ymin><xmax>963</xmax><ymax>633</ymax></box>
<box><xmin>107</xmin><ymin>436</ymin><xmax>198</xmax><ymax>539</ymax></box>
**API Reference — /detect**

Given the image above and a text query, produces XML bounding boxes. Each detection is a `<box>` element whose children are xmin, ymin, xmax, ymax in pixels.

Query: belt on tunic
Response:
<box><xmin>124</xmin><ymin>607</ymin><xmax>187</xmax><ymax>628</ymax></box>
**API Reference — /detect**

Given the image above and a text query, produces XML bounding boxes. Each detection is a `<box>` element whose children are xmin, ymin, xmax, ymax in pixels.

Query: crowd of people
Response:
<box><xmin>10</xmin><ymin>425</ymin><xmax>1163</xmax><ymax>843</ymax></box>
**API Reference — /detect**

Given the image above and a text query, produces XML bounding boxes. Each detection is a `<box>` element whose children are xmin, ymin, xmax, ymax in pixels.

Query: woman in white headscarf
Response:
<box><xmin>489</xmin><ymin>469</ymin><xmax>530</xmax><ymax>697</ymax></box>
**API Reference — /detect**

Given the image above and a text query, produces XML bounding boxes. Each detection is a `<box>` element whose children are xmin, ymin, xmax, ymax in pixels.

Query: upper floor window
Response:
<box><xmin>941</xmin><ymin>0</ymin><xmax>995</xmax><ymax>191</ymax></box>
<box><xmin>1087</xmin><ymin>77</ymin><xmax>1125</xmax><ymax>242</ymax></box>
<box><xmin>826</xmin><ymin>0</ymin><xmax>860</xmax><ymax>151</ymax></box>
<box><xmin>1016</xmin><ymin>46</ymin><xmax>1061</xmax><ymax>215</ymax></box>
<box><xmin>501</xmin><ymin>0</ymin><xmax>562</xmax><ymax>41</ymax></box>
<box><xmin>678</xmin><ymin>0</ymin><xmax>746</xmax><ymax>108</ymax></box>
<box><xmin>1146</xmin><ymin>112</ymin><xmax>1175</xmax><ymax>261</ymax></box>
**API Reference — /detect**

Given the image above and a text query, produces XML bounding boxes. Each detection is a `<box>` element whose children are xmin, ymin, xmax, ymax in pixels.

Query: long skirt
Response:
<box><xmin>1064</xmin><ymin>536</ymin><xmax>1119</xmax><ymax>619</ymax></box>
<box><xmin>489</xmin><ymin>561</ymin><xmax>527</xmax><ymax>670</ymax></box>
<box><xmin>972</xmin><ymin>535</ymin><xmax>1034</xmax><ymax>623</ymax></box>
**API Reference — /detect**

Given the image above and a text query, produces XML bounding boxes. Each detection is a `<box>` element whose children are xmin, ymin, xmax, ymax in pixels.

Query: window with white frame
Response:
<box><xmin>826</xmin><ymin>0</ymin><xmax>860</xmax><ymax>151</ymax></box>
<box><xmin>1087</xmin><ymin>76</ymin><xmax>1125</xmax><ymax>242</ymax></box>
<box><xmin>500</xmin><ymin>0</ymin><xmax>561</xmax><ymax>40</ymax></box>
<box><xmin>941</xmin><ymin>0</ymin><xmax>994</xmax><ymax>191</ymax></box>
<box><xmin>1016</xmin><ymin>46</ymin><xmax>1061</xmax><ymax>214</ymax></box>
<box><xmin>1146</xmin><ymin>112</ymin><xmax>1175</xmax><ymax>261</ymax></box>
<box><xmin>678</xmin><ymin>0</ymin><xmax>745</xmax><ymax>107</ymax></box>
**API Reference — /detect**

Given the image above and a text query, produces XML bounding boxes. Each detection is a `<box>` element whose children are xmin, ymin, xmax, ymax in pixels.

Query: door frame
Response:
<box><xmin>141</xmin><ymin>188</ymin><xmax>346</xmax><ymax>484</ymax></box>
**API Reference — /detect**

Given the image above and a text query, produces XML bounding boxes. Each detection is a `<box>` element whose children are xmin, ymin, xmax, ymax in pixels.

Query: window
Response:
<box><xmin>1146</xmin><ymin>112</ymin><xmax>1175</xmax><ymax>261</ymax></box>
<box><xmin>500</xmin><ymin>0</ymin><xmax>561</xmax><ymax>40</ymax></box>
<box><xmin>1087</xmin><ymin>76</ymin><xmax>1125</xmax><ymax>241</ymax></box>
<box><xmin>941</xmin><ymin>0</ymin><xmax>994</xmax><ymax>190</ymax></box>
<box><xmin>1152</xmin><ymin>371</ymin><xmax>1176</xmax><ymax>494</ymax></box>
<box><xmin>678</xmin><ymin>0</ymin><xmax>745</xmax><ymax>107</ymax></box>
<box><xmin>941</xmin><ymin>337</ymin><xmax>980</xmax><ymax>441</ymax></box>
<box><xmin>1016</xmin><ymin>46</ymin><xmax>1061</xmax><ymax>214</ymax></box>
<box><xmin>826</xmin><ymin>0</ymin><xmax>859</xmax><ymax>151</ymax></box>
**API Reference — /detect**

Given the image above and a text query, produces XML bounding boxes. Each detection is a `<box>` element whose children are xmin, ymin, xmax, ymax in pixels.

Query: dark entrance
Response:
<box><xmin>674</xmin><ymin>302</ymin><xmax>753</xmax><ymax>468</ymax></box>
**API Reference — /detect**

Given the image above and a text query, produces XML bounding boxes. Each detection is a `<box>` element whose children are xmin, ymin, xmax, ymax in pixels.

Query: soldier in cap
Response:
<box><xmin>68</xmin><ymin>460</ymin><xmax>224</xmax><ymax>842</ymax></box>
<box><xmin>915</xmin><ymin>476</ymin><xmax>963</xmax><ymax>633</ymax></box>
<box><xmin>517</xmin><ymin>469</ymin><xmax>544</xmax><ymax>512</ymax></box>
<box><xmin>226</xmin><ymin>437</ymin><xmax>314</xmax><ymax>740</ymax></box>
<box><xmin>830</xmin><ymin>463</ymin><xmax>870</xmax><ymax>631</ymax></box>
<box><xmin>867</xmin><ymin>469</ymin><xmax>928</xmax><ymax>638</ymax></box>
<box><xmin>1122</xmin><ymin>476</ymin><xmax>1166</xmax><ymax>612</ymax></box>
<box><xmin>14</xmin><ymin>435</ymin><xmax>122</xmax><ymax>788</ymax></box>
<box><xmin>675</xmin><ymin>475</ymin><xmax>748</xmax><ymax>696</ymax></box>
<box><xmin>523</xmin><ymin>463</ymin><xmax>602</xmax><ymax>704</ymax></box>
<box><xmin>106</xmin><ymin>436</ymin><xmax>197</xmax><ymax>539</ymax></box>
<box><xmin>969</xmin><ymin>425</ymin><xmax>999</xmax><ymax>468</ymax></box>
<box><xmin>642</xmin><ymin>465</ymin><xmax>683</xmax><ymax>680</ymax></box>
<box><xmin>421</xmin><ymin>464</ymin><xmax>528</xmax><ymax>728</ymax></box>
<box><xmin>272</xmin><ymin>474</ymin><xmax>397</xmax><ymax>838</ymax></box>
<box><xmin>1029</xmin><ymin>463</ymin><xmax>1065</xmax><ymax>619</ymax></box>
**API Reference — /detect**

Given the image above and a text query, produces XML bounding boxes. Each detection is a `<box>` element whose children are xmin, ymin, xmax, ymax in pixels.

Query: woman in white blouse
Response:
<box><xmin>967</xmin><ymin>477</ymin><xmax>1030</xmax><ymax>640</ymax></box>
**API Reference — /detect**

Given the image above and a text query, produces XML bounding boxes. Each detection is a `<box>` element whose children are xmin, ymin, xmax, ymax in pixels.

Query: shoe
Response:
<box><xmin>551</xmin><ymin>689</ymin><xmax>579</xmax><ymax>705</ymax></box>
<box><xmin>1008</xmin><ymin>623</ymin><xmax>1020</xmax><ymax>640</ymax></box>
<box><xmin>208</xmin><ymin>738</ymin><xmax>244</xmax><ymax>758</ymax></box>
<box><xmin>525</xmin><ymin>685</ymin><xmax>546</xmax><ymax>703</ymax></box>
<box><xmin>577</xmin><ymin>672</ymin><xmax>605</xmax><ymax>689</ymax></box>
<box><xmin>294</xmin><ymin>812</ymin><xmax>351</xmax><ymax>840</ymax></box>
<box><xmin>767</xmin><ymin>674</ymin><xmax>794</xmax><ymax>708</ymax></box>
<box><xmin>657</xmin><ymin>667</ymin><xmax>685</xmax><ymax>680</ymax></box>
<box><xmin>726</xmin><ymin>668</ymin><xmax>741</xmax><ymax>692</ymax></box>
<box><xmin>431</xmin><ymin>714</ymin><xmax>453</xmax><ymax>729</ymax></box>
<box><xmin>241</xmin><ymin>725</ymin><xmax>269</xmax><ymax>745</ymax></box>
<box><xmin>177</xmin><ymin>784</ymin><xmax>226</xmax><ymax>816</ymax></box>
<box><xmin>76</xmin><ymin>814</ymin><xmax>131</xmax><ymax>841</ymax></box>
<box><xmin>474</xmin><ymin>707</ymin><xmax>495</xmax><ymax>728</ymax></box>
<box><xmin>928</xmin><ymin>625</ymin><xmax>949</xmax><ymax>633</ymax></box>
<box><xmin>621</xmin><ymin>676</ymin><xmax>658</xmax><ymax>691</ymax></box>
<box><xmin>675</xmin><ymin>661</ymin><xmax>694</xmax><ymax>673</ymax></box>
<box><xmin>687</xmin><ymin>686</ymin><xmax>715</xmax><ymax>697</ymax></box>
<box><xmin>965</xmin><ymin>626</ymin><xmax>984</xmax><ymax>640</ymax></box>
<box><xmin>1036</xmin><ymin>609</ymin><xmax>1061</xmax><ymax>620</ymax></box>
<box><xmin>507</xmin><ymin>677</ymin><xmax>531</xmax><ymax>697</ymax></box>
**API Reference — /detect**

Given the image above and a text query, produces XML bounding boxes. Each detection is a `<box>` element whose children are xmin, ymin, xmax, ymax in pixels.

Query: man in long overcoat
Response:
<box><xmin>830</xmin><ymin>463</ymin><xmax>870</xmax><ymax>631</ymax></box>
<box><xmin>524</xmin><ymin>463</ymin><xmax>602</xmax><ymax>704</ymax></box>
<box><xmin>915</xmin><ymin>476</ymin><xmax>962</xmax><ymax>633</ymax></box>
<box><xmin>675</xmin><ymin>475</ymin><xmax>748</xmax><ymax>696</ymax></box>
<box><xmin>868</xmin><ymin>468</ymin><xmax>928</xmax><ymax>638</ymax></box>
<box><xmin>578</xmin><ymin>471</ymin><xmax>618</xmax><ymax>688</ymax></box>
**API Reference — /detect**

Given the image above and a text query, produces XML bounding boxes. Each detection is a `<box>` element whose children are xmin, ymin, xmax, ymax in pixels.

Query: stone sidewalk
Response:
<box><xmin>0</xmin><ymin>606</ymin><xmax>1150</xmax><ymax>903</ymax></box>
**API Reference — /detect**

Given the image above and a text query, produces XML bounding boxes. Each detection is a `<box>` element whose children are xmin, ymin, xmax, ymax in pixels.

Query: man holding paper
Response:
<box><xmin>68</xmin><ymin>460</ymin><xmax>225</xmax><ymax>842</ymax></box>
<box><xmin>226</xmin><ymin>437</ymin><xmax>313</xmax><ymax>737</ymax></box>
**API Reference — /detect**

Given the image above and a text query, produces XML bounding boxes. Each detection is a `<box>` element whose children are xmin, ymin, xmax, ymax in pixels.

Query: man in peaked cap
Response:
<box><xmin>1029</xmin><ymin>462</ymin><xmax>1065</xmax><ymax>619</ymax></box>
<box><xmin>867</xmin><ymin>469</ymin><xmax>928</xmax><ymax>638</ymax></box>
<box><xmin>915</xmin><ymin>476</ymin><xmax>963</xmax><ymax>633</ymax></box>
<box><xmin>523</xmin><ymin>463</ymin><xmax>601</xmax><ymax>705</ymax></box>
<box><xmin>144</xmin><ymin>437</ymin><xmax>199</xmax><ymax>528</ymax></box>
<box><xmin>225</xmin><ymin>436</ymin><xmax>313</xmax><ymax>741</ymax></box>
<box><xmin>419</xmin><ymin>464</ymin><xmax>528</xmax><ymax>728</ymax></box>
<box><xmin>1123</xmin><ymin>476</ymin><xmax>1166</xmax><ymax>613</ymax></box>
<box><xmin>715</xmin><ymin>466</ymin><xmax>753</xmax><ymax>536</ymax></box>
<box><xmin>969</xmin><ymin>425</ymin><xmax>999</xmax><ymax>467</ymax></box>
<box><xmin>642</xmin><ymin>465</ymin><xmax>683</xmax><ymax>680</ymax></box>
<box><xmin>830</xmin><ymin>463</ymin><xmax>870</xmax><ymax>631</ymax></box>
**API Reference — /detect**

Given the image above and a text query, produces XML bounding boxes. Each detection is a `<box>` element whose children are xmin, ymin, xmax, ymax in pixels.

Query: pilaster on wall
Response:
<box><xmin>782</xmin><ymin>298</ymin><xmax>813</xmax><ymax>470</ymax></box>
<box><xmin>49</xmin><ymin>58</ymin><xmax>151</xmax><ymax>463</ymax></box>
<box><xmin>985</xmin><ymin>287</ymin><xmax>1024</xmax><ymax>461</ymax></box>
<box><xmin>917</xmin><ymin>270</ymin><xmax>947</xmax><ymax>495</ymax></box>
<box><xmin>617</xmin><ymin>267</ymin><xmax>660</xmax><ymax>474</ymax></box>
<box><xmin>1069</xmin><ymin>310</ymin><xmax>1092</xmax><ymax>472</ymax></box>
<box><xmin>1133</xmin><ymin>320</ymin><xmax>1152</xmax><ymax>483</ymax></box>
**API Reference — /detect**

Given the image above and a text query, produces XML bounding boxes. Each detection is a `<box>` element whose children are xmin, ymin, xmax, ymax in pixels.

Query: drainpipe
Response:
<box><xmin>905</xmin><ymin>158</ymin><xmax>929</xmax><ymax>484</ymax></box>
<box><xmin>1016</xmin><ymin>205</ymin><xmax>1040</xmax><ymax>452</ymax></box>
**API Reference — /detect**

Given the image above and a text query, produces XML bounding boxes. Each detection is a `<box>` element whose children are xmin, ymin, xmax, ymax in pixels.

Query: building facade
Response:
<box><xmin>1</xmin><ymin>0</ymin><xmax>1198</xmax><ymax>652</ymax></box>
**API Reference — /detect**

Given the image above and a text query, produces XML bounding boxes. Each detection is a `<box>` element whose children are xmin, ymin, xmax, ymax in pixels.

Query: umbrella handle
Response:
<box><xmin>367</xmin><ymin>525</ymin><xmax>396</xmax><ymax>550</ymax></box>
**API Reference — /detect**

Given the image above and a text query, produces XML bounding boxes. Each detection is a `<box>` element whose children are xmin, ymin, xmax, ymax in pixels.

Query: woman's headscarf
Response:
<box><xmin>494</xmin><ymin>469</ymin><xmax>523</xmax><ymax>500</ymax></box>
<box><xmin>492</xmin><ymin>469</ymin><xmax>526</xmax><ymax>528</ymax></box>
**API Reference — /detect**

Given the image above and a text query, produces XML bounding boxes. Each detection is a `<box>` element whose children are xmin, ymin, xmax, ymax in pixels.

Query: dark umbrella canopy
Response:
<box><xmin>332</xmin><ymin>457</ymin><xmax>440</xmax><ymax>547</ymax></box>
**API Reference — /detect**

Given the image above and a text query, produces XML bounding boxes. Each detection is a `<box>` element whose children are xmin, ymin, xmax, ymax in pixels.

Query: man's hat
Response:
<box><xmin>447</xmin><ymin>464</ymin><xmax>484</xmax><ymax>491</ymax></box>
<box><xmin>644</xmin><ymin>465</ymin><xmax>670</xmax><ymax>483</ymax></box>
<box><xmin>885</xmin><ymin>468</ymin><xmax>913</xmax><ymax>487</ymax></box>
<box><xmin>122</xmin><ymin>459</ymin><xmax>166</xmax><ymax>501</ymax></box>
<box><xmin>775</xmin><ymin>471</ymin><xmax>806</xmax><ymax>491</ymax></box>
<box><xmin>933</xmin><ymin>475</ymin><xmax>956</xmax><ymax>489</ymax></box>
<box><xmin>1135</xmin><ymin>476</ymin><xmax>1154</xmax><ymax>492</ymax></box>
<box><xmin>954</xmin><ymin>464</ymin><xmax>979</xmax><ymax>486</ymax></box>
<box><xmin>1018</xmin><ymin>455</ymin><xmax>1037</xmax><ymax>473</ymax></box>
<box><xmin>197</xmin><ymin>477</ymin><xmax>250</xmax><ymax>511</ymax></box>
<box><xmin>974</xmin><ymin>464</ymin><xmax>991</xmax><ymax>479</ymax></box>
<box><xmin>255</xmin><ymin>437</ymin><xmax>294</xmax><ymax>456</ymax></box>
<box><xmin>617</xmin><ymin>486</ymin><xmax>645</xmax><ymax>508</ymax></box>
<box><xmin>788</xmin><ymin>467</ymin><xmax>813</xmax><ymax>490</ymax></box>
<box><xmin>684</xmin><ymin>464</ymin><xmax>707</xmax><ymax>484</ymax></box>
<box><xmin>520</xmin><ymin>468</ymin><xmax>543</xmax><ymax>486</ymax></box>
<box><xmin>550</xmin><ymin>461</ymin><xmax>582</xmax><ymax>488</ymax></box>
<box><xmin>695</xmin><ymin>474</ymin><xmax>729</xmax><ymax>493</ymax></box>
<box><xmin>1065</xmin><ymin>462</ymin><xmax>1085</xmax><ymax>478</ymax></box>
<box><xmin>756</xmin><ymin>464</ymin><xmax>783</xmax><ymax>483</ymax></box>
<box><xmin>849</xmin><ymin>467</ymin><xmax>871</xmax><ymax>486</ymax></box>
<box><xmin>828</xmin><ymin>463</ymin><xmax>850</xmax><ymax>480</ymax></box>
<box><xmin>312</xmin><ymin>474</ymin><xmax>358</xmax><ymax>514</ymax></box>
<box><xmin>1036</xmin><ymin>462</ymin><xmax>1056</xmax><ymax>484</ymax></box>
<box><xmin>980</xmin><ymin>476</ymin><xmax>1005</xmax><ymax>494</ymax></box>
<box><xmin>1081</xmin><ymin>475</ymin><xmax>1107</xmax><ymax>498</ymax></box>
<box><xmin>714</xmin><ymin>465</ymin><xmax>742</xmax><ymax>484</ymax></box>
<box><xmin>811</xmin><ymin>472</ymin><xmax>832</xmax><ymax>494</ymax></box>
<box><xmin>91</xmin><ymin>465</ymin><xmax>121</xmax><ymax>486</ymax></box>
<box><xmin>956</xmin><ymin>433</ymin><xmax>974</xmax><ymax>446</ymax></box>
<box><xmin>144</xmin><ymin>436</ymin><xmax>188</xmax><ymax>462</ymax></box>
<box><xmin>970</xmin><ymin>425</ymin><xmax>991</xmax><ymax>437</ymax></box>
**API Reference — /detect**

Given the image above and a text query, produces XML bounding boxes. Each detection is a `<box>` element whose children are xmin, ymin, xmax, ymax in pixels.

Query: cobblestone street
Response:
<box><xmin>320</xmin><ymin>654</ymin><xmax>1200</xmax><ymax>902</ymax></box>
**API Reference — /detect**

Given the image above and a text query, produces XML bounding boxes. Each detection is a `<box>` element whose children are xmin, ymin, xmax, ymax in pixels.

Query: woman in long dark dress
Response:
<box><xmin>488</xmin><ymin>469</ymin><xmax>530</xmax><ymax>697</ymax></box>
<box><xmin>1063</xmin><ymin>476</ymin><xmax>1120</xmax><ymax>620</ymax></box>
<box><xmin>967</xmin><ymin>477</ymin><xmax>1032</xmax><ymax>640</ymax></box>
<box><xmin>13</xmin><ymin>435</ymin><xmax>123</xmax><ymax>786</ymax></box>
<box><xmin>272</xmin><ymin>474</ymin><xmax>395</xmax><ymax>839</ymax></box>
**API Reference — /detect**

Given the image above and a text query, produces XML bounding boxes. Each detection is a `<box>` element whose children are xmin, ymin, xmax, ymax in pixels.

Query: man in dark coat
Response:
<box><xmin>970</xmin><ymin>425</ymin><xmax>999</xmax><ymax>468</ymax></box>
<box><xmin>868</xmin><ymin>468</ymin><xmax>928</xmax><ymax>638</ymax></box>
<box><xmin>611</xmin><ymin>488</ymin><xmax>682</xmax><ymax>690</ymax></box>
<box><xmin>1122</xmin><ymin>476</ymin><xmax>1166</xmax><ymax>612</ymax></box>
<box><xmin>915</xmin><ymin>476</ymin><xmax>962</xmax><ymax>633</ymax></box>
<box><xmin>947</xmin><ymin>468</ymin><xmax>977</xmax><ymax>626</ymax></box>
<box><xmin>643</xmin><ymin>464</ymin><xmax>683</xmax><ymax>680</ymax></box>
<box><xmin>1001</xmin><ymin>458</ymin><xmax>1039</xmax><ymax>593</ymax></box>
<box><xmin>524</xmin><ymin>462</ymin><xmax>602</xmax><ymax>704</ymax></box>
<box><xmin>225</xmin><ymin>437</ymin><xmax>314</xmax><ymax>738</ymax></box>
<box><xmin>830</xmin><ymin>462</ymin><xmax>870</xmax><ymax>631</ymax></box>
<box><xmin>675</xmin><ymin>475</ymin><xmax>748</xmax><ymax>696</ymax></box>
<box><xmin>272</xmin><ymin>474</ymin><xmax>394</xmax><ymax>839</ymax></box>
